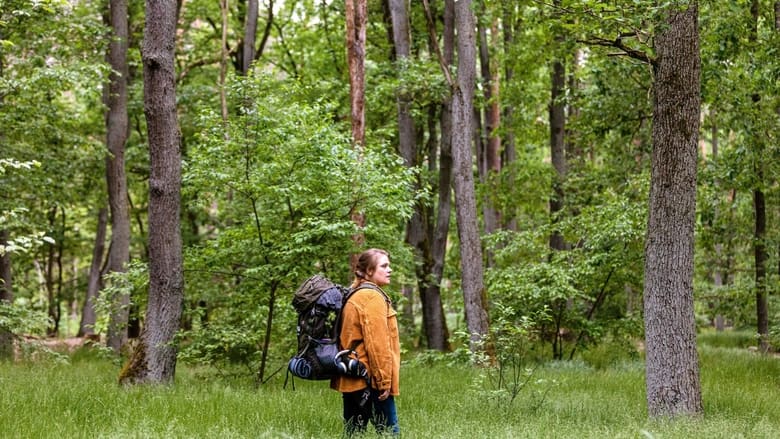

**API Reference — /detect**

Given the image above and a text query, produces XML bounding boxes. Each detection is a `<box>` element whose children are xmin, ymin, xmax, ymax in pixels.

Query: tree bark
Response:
<box><xmin>549</xmin><ymin>0</ymin><xmax>566</xmax><ymax>252</ymax></box>
<box><xmin>219</xmin><ymin>0</ymin><xmax>229</xmax><ymax>125</ymax></box>
<box><xmin>79</xmin><ymin>207</ymin><xmax>108</xmax><ymax>338</ymax></box>
<box><xmin>749</xmin><ymin>0</ymin><xmax>769</xmax><ymax>353</ymax></box>
<box><xmin>452</xmin><ymin>0</ymin><xmax>489</xmax><ymax>353</ymax></box>
<box><xmin>477</xmin><ymin>9</ymin><xmax>501</xmax><ymax>241</ymax></box>
<box><xmin>0</xmin><ymin>229</ymin><xmax>13</xmax><ymax>358</ymax></box>
<box><xmin>388</xmin><ymin>0</ymin><xmax>422</xmax><ymax>333</ymax></box>
<box><xmin>45</xmin><ymin>207</ymin><xmax>63</xmax><ymax>337</ymax></box>
<box><xmin>242</xmin><ymin>0</ymin><xmax>259</xmax><ymax>74</ymax></box>
<box><xmin>105</xmin><ymin>0</ymin><xmax>132</xmax><ymax>352</ymax></box>
<box><xmin>643</xmin><ymin>2</ymin><xmax>703</xmax><ymax>417</ymax></box>
<box><xmin>501</xmin><ymin>3</ymin><xmax>518</xmax><ymax>230</ymax></box>
<box><xmin>0</xmin><ymin>230</ymin><xmax>12</xmax><ymax>304</ymax></box>
<box><xmin>414</xmin><ymin>0</ymin><xmax>455</xmax><ymax>351</ymax></box>
<box><xmin>345</xmin><ymin>0</ymin><xmax>367</xmax><ymax>148</ymax></box>
<box><xmin>120</xmin><ymin>0</ymin><xmax>183</xmax><ymax>385</ymax></box>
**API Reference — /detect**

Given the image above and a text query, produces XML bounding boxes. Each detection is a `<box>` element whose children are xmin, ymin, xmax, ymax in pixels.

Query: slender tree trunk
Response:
<box><xmin>477</xmin><ymin>10</ymin><xmax>501</xmax><ymax>242</ymax></box>
<box><xmin>501</xmin><ymin>3</ymin><xmax>518</xmax><ymax>231</ymax></box>
<box><xmin>79</xmin><ymin>208</ymin><xmax>108</xmax><ymax>338</ymax></box>
<box><xmin>0</xmin><ymin>230</ymin><xmax>12</xmax><ymax>305</ymax></box>
<box><xmin>423</xmin><ymin>101</ymin><xmax>451</xmax><ymax>351</ymax></box>
<box><xmin>45</xmin><ymin>207</ymin><xmax>62</xmax><ymax>337</ymax></box>
<box><xmin>753</xmin><ymin>186</ymin><xmax>768</xmax><ymax>351</ymax></box>
<box><xmin>120</xmin><ymin>0</ymin><xmax>183</xmax><ymax>385</ymax></box>
<box><xmin>709</xmin><ymin>115</ymin><xmax>726</xmax><ymax>332</ymax></box>
<box><xmin>388</xmin><ymin>0</ymin><xmax>423</xmax><ymax>334</ymax></box>
<box><xmin>643</xmin><ymin>2</ymin><xmax>703</xmax><ymax>417</ymax></box>
<box><xmin>417</xmin><ymin>0</ymin><xmax>454</xmax><ymax>351</ymax></box>
<box><xmin>105</xmin><ymin>0</ymin><xmax>132</xmax><ymax>352</ymax></box>
<box><xmin>452</xmin><ymin>0</ymin><xmax>489</xmax><ymax>354</ymax></box>
<box><xmin>0</xmin><ymin>229</ymin><xmax>13</xmax><ymax>358</ymax></box>
<box><xmin>749</xmin><ymin>0</ymin><xmax>769</xmax><ymax>353</ymax></box>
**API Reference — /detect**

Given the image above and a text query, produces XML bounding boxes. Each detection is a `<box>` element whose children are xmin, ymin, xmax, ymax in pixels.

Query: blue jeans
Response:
<box><xmin>343</xmin><ymin>388</ymin><xmax>399</xmax><ymax>436</ymax></box>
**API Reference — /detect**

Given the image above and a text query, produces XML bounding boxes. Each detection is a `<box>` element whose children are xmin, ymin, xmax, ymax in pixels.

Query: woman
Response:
<box><xmin>331</xmin><ymin>248</ymin><xmax>401</xmax><ymax>436</ymax></box>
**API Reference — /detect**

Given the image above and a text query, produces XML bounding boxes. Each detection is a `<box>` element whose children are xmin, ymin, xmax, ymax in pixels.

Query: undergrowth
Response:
<box><xmin>1</xmin><ymin>334</ymin><xmax>778</xmax><ymax>438</ymax></box>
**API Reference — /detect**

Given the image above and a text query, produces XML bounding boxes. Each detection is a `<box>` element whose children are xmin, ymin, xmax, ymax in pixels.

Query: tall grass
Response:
<box><xmin>1</xmin><ymin>340</ymin><xmax>778</xmax><ymax>438</ymax></box>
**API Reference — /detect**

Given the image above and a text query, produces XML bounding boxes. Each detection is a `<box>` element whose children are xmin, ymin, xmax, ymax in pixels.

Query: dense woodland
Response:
<box><xmin>1</xmin><ymin>0</ymin><xmax>779</xmax><ymax>418</ymax></box>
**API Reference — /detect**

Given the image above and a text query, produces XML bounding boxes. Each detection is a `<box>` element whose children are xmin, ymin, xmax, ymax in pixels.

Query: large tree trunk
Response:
<box><xmin>643</xmin><ymin>2</ymin><xmax>703</xmax><ymax>417</ymax></box>
<box><xmin>452</xmin><ymin>0</ymin><xmax>489</xmax><ymax>353</ymax></box>
<box><xmin>242</xmin><ymin>0</ymin><xmax>259</xmax><ymax>74</ymax></box>
<box><xmin>120</xmin><ymin>0</ymin><xmax>183</xmax><ymax>385</ymax></box>
<box><xmin>79</xmin><ymin>207</ymin><xmax>108</xmax><ymax>338</ymax></box>
<box><xmin>105</xmin><ymin>0</ymin><xmax>132</xmax><ymax>352</ymax></box>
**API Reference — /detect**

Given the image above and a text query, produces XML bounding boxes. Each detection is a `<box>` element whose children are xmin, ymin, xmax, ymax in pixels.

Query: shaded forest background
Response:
<box><xmin>1</xmin><ymin>0</ymin><xmax>779</xmax><ymax>398</ymax></box>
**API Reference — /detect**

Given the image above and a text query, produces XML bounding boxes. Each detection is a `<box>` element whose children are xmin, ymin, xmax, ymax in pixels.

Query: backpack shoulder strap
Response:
<box><xmin>348</xmin><ymin>282</ymin><xmax>390</xmax><ymax>304</ymax></box>
<box><xmin>334</xmin><ymin>282</ymin><xmax>387</xmax><ymax>350</ymax></box>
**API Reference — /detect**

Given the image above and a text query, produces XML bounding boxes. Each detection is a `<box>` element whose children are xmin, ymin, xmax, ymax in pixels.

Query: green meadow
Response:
<box><xmin>1</xmin><ymin>336</ymin><xmax>778</xmax><ymax>438</ymax></box>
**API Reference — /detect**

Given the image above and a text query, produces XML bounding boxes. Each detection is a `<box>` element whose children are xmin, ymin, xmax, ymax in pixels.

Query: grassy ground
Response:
<box><xmin>1</xmin><ymin>336</ymin><xmax>778</xmax><ymax>438</ymax></box>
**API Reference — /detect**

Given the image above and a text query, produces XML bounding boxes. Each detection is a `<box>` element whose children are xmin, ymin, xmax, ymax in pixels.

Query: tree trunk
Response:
<box><xmin>643</xmin><ymin>2</ymin><xmax>703</xmax><ymax>417</ymax></box>
<box><xmin>105</xmin><ymin>0</ymin><xmax>132</xmax><ymax>352</ymax></box>
<box><xmin>415</xmin><ymin>0</ymin><xmax>454</xmax><ymax>351</ymax></box>
<box><xmin>45</xmin><ymin>207</ymin><xmax>62</xmax><ymax>337</ymax></box>
<box><xmin>345</xmin><ymin>0</ymin><xmax>367</xmax><ymax>148</ymax></box>
<box><xmin>549</xmin><ymin>0</ymin><xmax>566</xmax><ymax>252</ymax></box>
<box><xmin>501</xmin><ymin>3</ymin><xmax>518</xmax><ymax>230</ymax></box>
<box><xmin>749</xmin><ymin>0</ymin><xmax>769</xmax><ymax>354</ymax></box>
<box><xmin>388</xmin><ymin>0</ymin><xmax>422</xmax><ymax>333</ymax></box>
<box><xmin>120</xmin><ymin>0</ymin><xmax>183</xmax><ymax>385</ymax></box>
<box><xmin>422</xmin><ymin>101</ymin><xmax>452</xmax><ymax>351</ymax></box>
<box><xmin>753</xmin><ymin>186</ymin><xmax>768</xmax><ymax>351</ymax></box>
<box><xmin>709</xmin><ymin>114</ymin><xmax>725</xmax><ymax>332</ymax></box>
<box><xmin>477</xmin><ymin>10</ymin><xmax>501</xmax><ymax>242</ymax></box>
<box><xmin>242</xmin><ymin>0</ymin><xmax>259</xmax><ymax>74</ymax></box>
<box><xmin>345</xmin><ymin>0</ymin><xmax>368</xmax><ymax>254</ymax></box>
<box><xmin>452</xmin><ymin>0</ymin><xmax>489</xmax><ymax>353</ymax></box>
<box><xmin>79</xmin><ymin>207</ymin><xmax>108</xmax><ymax>338</ymax></box>
<box><xmin>0</xmin><ymin>229</ymin><xmax>13</xmax><ymax>358</ymax></box>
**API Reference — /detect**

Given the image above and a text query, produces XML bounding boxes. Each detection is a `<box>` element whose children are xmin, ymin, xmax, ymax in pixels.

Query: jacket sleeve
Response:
<box><xmin>359</xmin><ymin>291</ymin><xmax>394</xmax><ymax>391</ymax></box>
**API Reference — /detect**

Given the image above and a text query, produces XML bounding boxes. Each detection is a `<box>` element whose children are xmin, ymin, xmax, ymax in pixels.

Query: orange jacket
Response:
<box><xmin>330</xmin><ymin>284</ymin><xmax>400</xmax><ymax>395</ymax></box>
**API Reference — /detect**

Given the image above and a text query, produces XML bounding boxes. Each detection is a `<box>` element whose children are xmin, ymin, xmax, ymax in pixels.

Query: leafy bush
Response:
<box><xmin>486</xmin><ymin>187</ymin><xmax>646</xmax><ymax>361</ymax></box>
<box><xmin>178</xmin><ymin>74</ymin><xmax>416</xmax><ymax>378</ymax></box>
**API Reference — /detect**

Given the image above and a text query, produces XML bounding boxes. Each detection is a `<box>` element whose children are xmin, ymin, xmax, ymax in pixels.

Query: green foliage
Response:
<box><xmin>1</xmin><ymin>0</ymin><xmax>108</xmax><ymax>317</ymax></box>
<box><xmin>179</xmin><ymin>74</ymin><xmax>416</xmax><ymax>372</ymax></box>
<box><xmin>0</xmin><ymin>300</ymin><xmax>50</xmax><ymax>336</ymax></box>
<box><xmin>93</xmin><ymin>261</ymin><xmax>149</xmax><ymax>336</ymax></box>
<box><xmin>487</xmin><ymin>183</ymin><xmax>646</xmax><ymax>360</ymax></box>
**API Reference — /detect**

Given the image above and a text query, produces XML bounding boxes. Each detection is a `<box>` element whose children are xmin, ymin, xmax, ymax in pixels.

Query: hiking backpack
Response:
<box><xmin>287</xmin><ymin>274</ymin><xmax>371</xmax><ymax>381</ymax></box>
